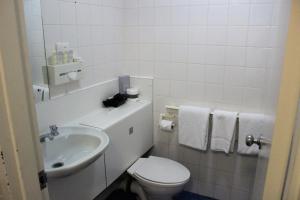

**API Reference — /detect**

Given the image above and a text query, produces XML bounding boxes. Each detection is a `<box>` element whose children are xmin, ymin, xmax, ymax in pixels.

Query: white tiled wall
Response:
<box><xmin>122</xmin><ymin>0</ymin><xmax>290</xmax><ymax>114</ymax></box>
<box><xmin>41</xmin><ymin>0</ymin><xmax>124</xmax><ymax>97</ymax></box>
<box><xmin>36</xmin><ymin>0</ymin><xmax>291</xmax><ymax>199</ymax></box>
<box><xmin>24</xmin><ymin>0</ymin><xmax>47</xmax><ymax>85</ymax></box>
<box><xmin>122</xmin><ymin>0</ymin><xmax>291</xmax><ymax>199</ymax></box>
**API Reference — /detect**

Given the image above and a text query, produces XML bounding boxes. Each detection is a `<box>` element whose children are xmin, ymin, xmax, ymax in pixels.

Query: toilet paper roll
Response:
<box><xmin>159</xmin><ymin>119</ymin><xmax>174</xmax><ymax>132</ymax></box>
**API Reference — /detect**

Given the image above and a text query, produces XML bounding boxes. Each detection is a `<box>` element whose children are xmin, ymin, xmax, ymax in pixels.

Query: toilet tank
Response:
<box><xmin>103</xmin><ymin>101</ymin><xmax>153</xmax><ymax>186</ymax></box>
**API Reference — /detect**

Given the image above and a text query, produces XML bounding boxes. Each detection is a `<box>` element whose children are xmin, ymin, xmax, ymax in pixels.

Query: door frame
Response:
<box><xmin>282</xmin><ymin>99</ymin><xmax>300</xmax><ymax>199</ymax></box>
<box><xmin>263</xmin><ymin>0</ymin><xmax>300</xmax><ymax>198</ymax></box>
<box><xmin>0</xmin><ymin>0</ymin><xmax>49</xmax><ymax>199</ymax></box>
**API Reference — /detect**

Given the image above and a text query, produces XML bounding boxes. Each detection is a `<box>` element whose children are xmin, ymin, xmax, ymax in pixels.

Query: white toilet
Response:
<box><xmin>127</xmin><ymin>156</ymin><xmax>190</xmax><ymax>200</ymax></box>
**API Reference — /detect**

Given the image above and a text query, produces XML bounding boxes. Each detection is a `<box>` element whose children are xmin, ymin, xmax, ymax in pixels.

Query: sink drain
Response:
<box><xmin>52</xmin><ymin>162</ymin><xmax>64</xmax><ymax>168</ymax></box>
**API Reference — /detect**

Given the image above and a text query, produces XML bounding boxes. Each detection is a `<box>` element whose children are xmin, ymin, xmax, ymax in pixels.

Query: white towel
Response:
<box><xmin>178</xmin><ymin>106</ymin><xmax>210</xmax><ymax>150</ymax></box>
<box><xmin>210</xmin><ymin>110</ymin><xmax>238</xmax><ymax>153</ymax></box>
<box><xmin>238</xmin><ymin>113</ymin><xmax>272</xmax><ymax>155</ymax></box>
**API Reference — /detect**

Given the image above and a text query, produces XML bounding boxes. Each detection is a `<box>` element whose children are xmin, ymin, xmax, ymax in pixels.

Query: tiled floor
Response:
<box><xmin>174</xmin><ymin>191</ymin><xmax>218</xmax><ymax>200</ymax></box>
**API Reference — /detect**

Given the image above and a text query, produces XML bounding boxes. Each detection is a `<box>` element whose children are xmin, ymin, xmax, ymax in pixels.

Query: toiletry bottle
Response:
<box><xmin>56</xmin><ymin>51</ymin><xmax>64</xmax><ymax>65</ymax></box>
<box><xmin>63</xmin><ymin>50</ymin><xmax>68</xmax><ymax>64</ymax></box>
<box><xmin>67</xmin><ymin>49</ymin><xmax>74</xmax><ymax>63</ymax></box>
<box><xmin>49</xmin><ymin>50</ymin><xmax>57</xmax><ymax>65</ymax></box>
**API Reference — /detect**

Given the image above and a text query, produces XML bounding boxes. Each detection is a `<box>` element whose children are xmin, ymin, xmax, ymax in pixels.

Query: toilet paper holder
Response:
<box><xmin>159</xmin><ymin>114</ymin><xmax>175</xmax><ymax>132</ymax></box>
<box><xmin>160</xmin><ymin>113</ymin><xmax>176</xmax><ymax>122</ymax></box>
<box><xmin>160</xmin><ymin>113</ymin><xmax>176</xmax><ymax>128</ymax></box>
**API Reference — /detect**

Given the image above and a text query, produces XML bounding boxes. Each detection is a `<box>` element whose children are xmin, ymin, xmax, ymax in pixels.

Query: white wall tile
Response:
<box><xmin>190</xmin><ymin>6</ymin><xmax>209</xmax><ymax>25</ymax></box>
<box><xmin>187</xmin><ymin>83</ymin><xmax>206</xmax><ymax>101</ymax></box>
<box><xmin>154</xmin><ymin>79</ymin><xmax>170</xmax><ymax>96</ymax></box>
<box><xmin>171</xmin><ymin>45</ymin><xmax>188</xmax><ymax>63</ymax></box>
<box><xmin>154</xmin><ymin>62</ymin><xmax>172</xmax><ymax>78</ymax></box>
<box><xmin>246</xmin><ymin>47</ymin><xmax>269</xmax><ymax>68</ymax></box>
<box><xmin>223</xmin><ymin>86</ymin><xmax>243</xmax><ymax>105</ymax></box>
<box><xmin>43</xmin><ymin>25</ymin><xmax>61</xmax><ymax>53</ymax></box>
<box><xmin>156</xmin><ymin>27</ymin><xmax>172</xmax><ymax>43</ymax></box>
<box><xmin>247</xmin><ymin>27</ymin><xmax>271</xmax><ymax>47</ymax></box>
<box><xmin>228</xmin><ymin>4</ymin><xmax>250</xmax><ymax>26</ymax></box>
<box><xmin>187</xmin><ymin>64</ymin><xmax>206</xmax><ymax>82</ymax></box>
<box><xmin>242</xmin><ymin>88</ymin><xmax>263</xmax><ymax>111</ymax></box>
<box><xmin>170</xmin><ymin>63</ymin><xmax>187</xmax><ymax>80</ymax></box>
<box><xmin>208</xmin><ymin>5</ymin><xmax>228</xmax><ymax>25</ymax></box>
<box><xmin>188</xmin><ymin>45</ymin><xmax>206</xmax><ymax>63</ymax></box>
<box><xmin>190</xmin><ymin>0</ymin><xmax>209</xmax><ymax>5</ymax></box>
<box><xmin>139</xmin><ymin>61</ymin><xmax>155</xmax><ymax>76</ymax></box>
<box><xmin>155</xmin><ymin>7</ymin><xmax>171</xmax><ymax>25</ymax></box>
<box><xmin>210</xmin><ymin>0</ymin><xmax>229</xmax><ymax>5</ymax></box>
<box><xmin>59</xmin><ymin>1</ymin><xmax>76</xmax><ymax>25</ymax></box>
<box><xmin>77</xmin><ymin>26</ymin><xmax>91</xmax><ymax>47</ymax></box>
<box><xmin>61</xmin><ymin>25</ymin><xmax>78</xmax><ymax>47</ymax></box>
<box><xmin>206</xmin><ymin>26</ymin><xmax>227</xmax><ymax>45</ymax></box>
<box><xmin>205</xmin><ymin>46</ymin><xmax>225</xmax><ymax>65</ymax></box>
<box><xmin>155</xmin><ymin>0</ymin><xmax>171</xmax><ymax>6</ymax></box>
<box><xmin>227</xmin><ymin>27</ymin><xmax>247</xmax><ymax>46</ymax></box>
<box><xmin>170</xmin><ymin>81</ymin><xmax>188</xmax><ymax>98</ymax></box>
<box><xmin>225</xmin><ymin>46</ymin><xmax>246</xmax><ymax>66</ymax></box>
<box><xmin>41</xmin><ymin>0</ymin><xmax>60</xmax><ymax>24</ymax></box>
<box><xmin>124</xmin><ymin>9</ymin><xmax>139</xmax><ymax>25</ymax></box>
<box><xmin>224</xmin><ymin>66</ymin><xmax>246</xmax><ymax>86</ymax></box>
<box><xmin>139</xmin><ymin>0</ymin><xmax>154</xmax><ymax>7</ymax></box>
<box><xmin>245</xmin><ymin>68</ymin><xmax>266</xmax><ymax>88</ymax></box>
<box><xmin>249</xmin><ymin>4</ymin><xmax>273</xmax><ymax>26</ymax></box>
<box><xmin>139</xmin><ymin>7</ymin><xmax>155</xmax><ymax>25</ymax></box>
<box><xmin>140</xmin><ymin>44</ymin><xmax>155</xmax><ymax>60</ymax></box>
<box><xmin>171</xmin><ymin>27</ymin><xmax>188</xmax><ymax>44</ymax></box>
<box><xmin>76</xmin><ymin>3</ymin><xmax>92</xmax><ymax>25</ymax></box>
<box><xmin>171</xmin><ymin>6</ymin><xmax>189</xmax><ymax>25</ymax></box>
<box><xmin>205</xmin><ymin>65</ymin><xmax>224</xmax><ymax>84</ymax></box>
<box><xmin>140</xmin><ymin>27</ymin><xmax>155</xmax><ymax>43</ymax></box>
<box><xmin>155</xmin><ymin>44</ymin><xmax>171</xmax><ymax>61</ymax></box>
<box><xmin>189</xmin><ymin>26</ymin><xmax>207</xmax><ymax>44</ymax></box>
<box><xmin>206</xmin><ymin>83</ymin><xmax>223</xmax><ymax>102</ymax></box>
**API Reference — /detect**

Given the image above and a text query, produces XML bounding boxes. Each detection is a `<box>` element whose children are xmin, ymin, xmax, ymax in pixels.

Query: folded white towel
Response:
<box><xmin>238</xmin><ymin>113</ymin><xmax>271</xmax><ymax>155</ymax></box>
<box><xmin>178</xmin><ymin>106</ymin><xmax>210</xmax><ymax>150</ymax></box>
<box><xmin>210</xmin><ymin>110</ymin><xmax>238</xmax><ymax>154</ymax></box>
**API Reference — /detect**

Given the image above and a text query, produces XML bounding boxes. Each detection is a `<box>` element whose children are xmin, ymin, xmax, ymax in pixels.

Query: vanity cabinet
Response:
<box><xmin>104</xmin><ymin>103</ymin><xmax>153</xmax><ymax>186</ymax></box>
<box><xmin>48</xmin><ymin>155</ymin><xmax>106</xmax><ymax>200</ymax></box>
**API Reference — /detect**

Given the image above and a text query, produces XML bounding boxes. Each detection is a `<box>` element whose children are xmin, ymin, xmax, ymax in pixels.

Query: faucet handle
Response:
<box><xmin>49</xmin><ymin>125</ymin><xmax>58</xmax><ymax>132</ymax></box>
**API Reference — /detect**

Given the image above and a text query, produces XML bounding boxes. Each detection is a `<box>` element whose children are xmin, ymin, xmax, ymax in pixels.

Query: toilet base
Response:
<box><xmin>147</xmin><ymin>193</ymin><xmax>174</xmax><ymax>200</ymax></box>
<box><xmin>136</xmin><ymin>178</ymin><xmax>184</xmax><ymax>200</ymax></box>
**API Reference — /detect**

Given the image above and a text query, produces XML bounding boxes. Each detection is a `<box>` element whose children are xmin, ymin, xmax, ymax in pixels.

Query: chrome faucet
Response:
<box><xmin>40</xmin><ymin>125</ymin><xmax>59</xmax><ymax>143</ymax></box>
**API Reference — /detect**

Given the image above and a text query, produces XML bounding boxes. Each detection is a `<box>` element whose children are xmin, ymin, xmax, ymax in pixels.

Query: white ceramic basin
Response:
<box><xmin>42</xmin><ymin>126</ymin><xmax>109</xmax><ymax>178</ymax></box>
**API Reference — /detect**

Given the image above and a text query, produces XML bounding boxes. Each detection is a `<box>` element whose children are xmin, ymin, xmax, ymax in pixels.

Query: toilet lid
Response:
<box><xmin>134</xmin><ymin>156</ymin><xmax>190</xmax><ymax>184</ymax></box>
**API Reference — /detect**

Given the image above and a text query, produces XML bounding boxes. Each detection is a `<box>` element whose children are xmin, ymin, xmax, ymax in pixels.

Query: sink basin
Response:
<box><xmin>42</xmin><ymin>126</ymin><xmax>109</xmax><ymax>178</ymax></box>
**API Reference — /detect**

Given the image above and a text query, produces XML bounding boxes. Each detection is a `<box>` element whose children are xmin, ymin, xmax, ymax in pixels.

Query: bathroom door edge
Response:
<box><xmin>0</xmin><ymin>0</ymin><xmax>49</xmax><ymax>199</ymax></box>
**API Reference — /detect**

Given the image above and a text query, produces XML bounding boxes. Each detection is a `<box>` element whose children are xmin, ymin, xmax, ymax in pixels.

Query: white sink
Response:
<box><xmin>42</xmin><ymin>126</ymin><xmax>109</xmax><ymax>178</ymax></box>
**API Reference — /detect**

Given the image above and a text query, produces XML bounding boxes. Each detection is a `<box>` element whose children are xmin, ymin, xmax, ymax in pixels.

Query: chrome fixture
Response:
<box><xmin>40</xmin><ymin>125</ymin><xmax>59</xmax><ymax>143</ymax></box>
<box><xmin>245</xmin><ymin>135</ymin><xmax>271</xmax><ymax>149</ymax></box>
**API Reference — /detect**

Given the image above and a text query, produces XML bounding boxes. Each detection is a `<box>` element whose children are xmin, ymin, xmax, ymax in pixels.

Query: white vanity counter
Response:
<box><xmin>76</xmin><ymin>99</ymin><xmax>151</xmax><ymax>130</ymax></box>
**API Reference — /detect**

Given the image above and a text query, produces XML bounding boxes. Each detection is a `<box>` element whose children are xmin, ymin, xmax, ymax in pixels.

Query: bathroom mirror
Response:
<box><xmin>24</xmin><ymin>0</ymin><xmax>97</xmax><ymax>100</ymax></box>
<box><xmin>23</xmin><ymin>0</ymin><xmax>50</xmax><ymax>102</ymax></box>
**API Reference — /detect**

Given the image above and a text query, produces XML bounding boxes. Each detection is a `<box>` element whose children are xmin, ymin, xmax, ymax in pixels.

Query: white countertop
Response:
<box><xmin>70</xmin><ymin>99</ymin><xmax>151</xmax><ymax>130</ymax></box>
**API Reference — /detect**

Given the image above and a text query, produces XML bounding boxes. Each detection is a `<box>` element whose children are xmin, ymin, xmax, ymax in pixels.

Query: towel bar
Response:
<box><xmin>165</xmin><ymin>105</ymin><xmax>240</xmax><ymax>118</ymax></box>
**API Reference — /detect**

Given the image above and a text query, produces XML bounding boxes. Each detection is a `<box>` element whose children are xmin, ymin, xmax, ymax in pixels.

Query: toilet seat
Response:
<box><xmin>128</xmin><ymin>156</ymin><xmax>190</xmax><ymax>185</ymax></box>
